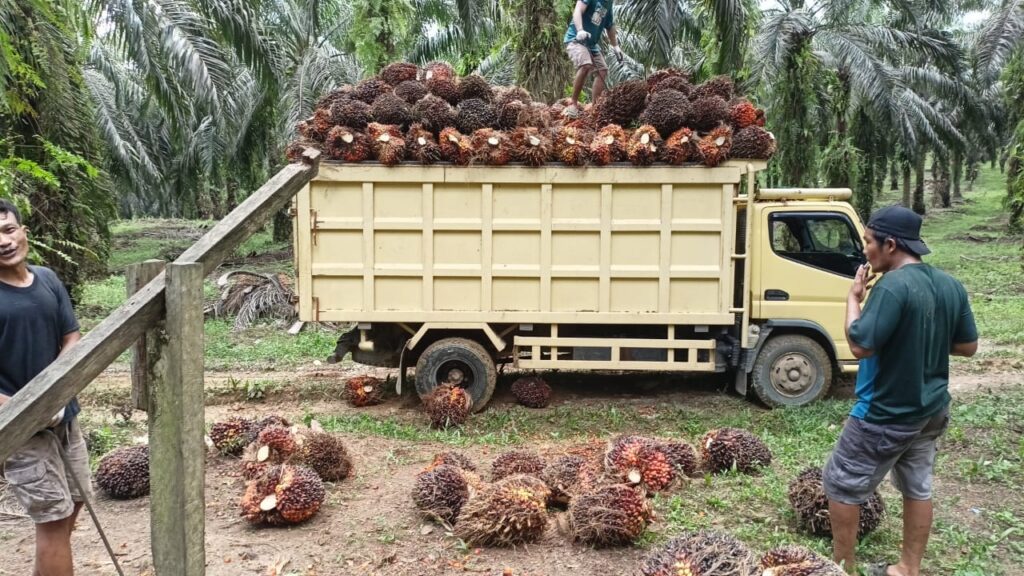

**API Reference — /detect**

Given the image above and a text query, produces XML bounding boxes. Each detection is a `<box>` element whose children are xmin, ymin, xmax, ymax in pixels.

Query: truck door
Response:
<box><xmin>755</xmin><ymin>209</ymin><xmax>866</xmax><ymax>361</ymax></box>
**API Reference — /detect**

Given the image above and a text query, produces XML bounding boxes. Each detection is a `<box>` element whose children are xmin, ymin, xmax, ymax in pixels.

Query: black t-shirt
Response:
<box><xmin>0</xmin><ymin>265</ymin><xmax>81</xmax><ymax>422</ymax></box>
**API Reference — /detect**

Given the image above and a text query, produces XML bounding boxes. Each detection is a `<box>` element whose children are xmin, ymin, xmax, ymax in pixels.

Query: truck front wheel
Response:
<box><xmin>415</xmin><ymin>337</ymin><xmax>497</xmax><ymax>412</ymax></box>
<box><xmin>751</xmin><ymin>334</ymin><xmax>832</xmax><ymax>407</ymax></box>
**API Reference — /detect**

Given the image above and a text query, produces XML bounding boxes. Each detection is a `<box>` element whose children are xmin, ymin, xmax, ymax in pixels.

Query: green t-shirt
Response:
<box><xmin>563</xmin><ymin>0</ymin><xmax>614</xmax><ymax>54</ymax></box>
<box><xmin>848</xmin><ymin>263</ymin><xmax>977</xmax><ymax>424</ymax></box>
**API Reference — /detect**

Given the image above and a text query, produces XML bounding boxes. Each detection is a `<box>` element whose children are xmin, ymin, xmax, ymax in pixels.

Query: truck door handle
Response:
<box><xmin>764</xmin><ymin>289</ymin><xmax>789</xmax><ymax>301</ymax></box>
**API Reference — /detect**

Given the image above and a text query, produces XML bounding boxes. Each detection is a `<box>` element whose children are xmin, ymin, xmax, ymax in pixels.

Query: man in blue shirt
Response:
<box><xmin>563</xmin><ymin>0</ymin><xmax>624</xmax><ymax>118</ymax></box>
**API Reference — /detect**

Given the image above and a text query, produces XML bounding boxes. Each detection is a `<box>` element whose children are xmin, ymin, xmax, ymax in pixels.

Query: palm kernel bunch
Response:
<box><xmin>641</xmin><ymin>530</ymin><xmax>756</xmax><ymax>576</ymax></box>
<box><xmin>95</xmin><ymin>445</ymin><xmax>150</xmax><ymax>499</ymax></box>
<box><xmin>700</xmin><ymin>427</ymin><xmax>772</xmax><ymax>474</ymax></box>
<box><xmin>424</xmin><ymin>383</ymin><xmax>473</xmax><ymax>428</ymax></box>
<box><xmin>315</xmin><ymin>86</ymin><xmax>351</xmax><ymax>111</ymax></box>
<box><xmin>639</xmin><ymin>89</ymin><xmax>691</xmax><ymax>138</ymax></box>
<box><xmin>351</xmin><ymin>78</ymin><xmax>392</xmax><ymax>103</ymax></box>
<box><xmin>412</xmin><ymin>95</ymin><xmax>456</xmax><ymax>136</ymax></box>
<box><xmin>426</xmin><ymin>76</ymin><xmax>460</xmax><ymax>104</ymax></box>
<box><xmin>491</xmin><ymin>449</ymin><xmax>546</xmax><ymax>481</ymax></box>
<box><xmin>646</xmin><ymin>68</ymin><xmax>688</xmax><ymax>92</ymax></box>
<box><xmin>554</xmin><ymin>125</ymin><xmax>590</xmax><ymax>166</ymax></box>
<box><xmin>589</xmin><ymin>124</ymin><xmax>628</xmax><ymax>165</ymax></box>
<box><xmin>689</xmin><ymin>95</ymin><xmax>731</xmax><ymax>132</ymax></box>
<box><xmin>342</xmin><ymin>375</ymin><xmax>386</xmax><ymax>407</ymax></box>
<box><xmin>788</xmin><ymin>467</ymin><xmax>884</xmax><ymax>538</ymax></box>
<box><xmin>458</xmin><ymin>74</ymin><xmax>494</xmax><ymax>103</ymax></box>
<box><xmin>604</xmin><ymin>435</ymin><xmax>675</xmax><ymax>492</ymax></box>
<box><xmin>662</xmin><ymin>127</ymin><xmax>698</xmax><ymax>165</ymax></box>
<box><xmin>330</xmin><ymin>98</ymin><xmax>372</xmax><ymax>131</ymax></box>
<box><xmin>371</xmin><ymin>93</ymin><xmax>413</xmax><ymax>128</ymax></box>
<box><xmin>428</xmin><ymin>451</ymin><xmax>477</xmax><ymax>473</ymax></box>
<box><xmin>658</xmin><ymin>439</ymin><xmax>700</xmax><ymax>477</ymax></box>
<box><xmin>761</xmin><ymin>546</ymin><xmax>846</xmax><ymax>576</ymax></box>
<box><xmin>379</xmin><ymin>62</ymin><xmax>419</xmax><ymax>87</ymax></box>
<box><xmin>697</xmin><ymin>125</ymin><xmax>733</xmax><ymax>167</ymax></box>
<box><xmin>412</xmin><ymin>464</ymin><xmax>472</xmax><ymax>524</ymax></box>
<box><xmin>569</xmin><ymin>483</ymin><xmax>653</xmax><ymax>547</ymax></box>
<box><xmin>423</xmin><ymin>61</ymin><xmax>456</xmax><ymax>82</ymax></box>
<box><xmin>324</xmin><ymin>126</ymin><xmax>371</xmax><ymax>163</ymax></box>
<box><xmin>541</xmin><ymin>454</ymin><xmax>597</xmax><ymax>506</ymax></box>
<box><xmin>394</xmin><ymin>80</ymin><xmax>428</xmax><ymax>105</ymax></box>
<box><xmin>593</xmin><ymin>79</ymin><xmax>648</xmax><ymax>127</ymax></box>
<box><xmin>510</xmin><ymin>127</ymin><xmax>551</xmax><ymax>166</ymax></box>
<box><xmin>241</xmin><ymin>424</ymin><xmax>298</xmax><ymax>479</ymax></box>
<box><xmin>731</xmin><ymin>126</ymin><xmax>776</xmax><ymax>159</ymax></box>
<box><xmin>651</xmin><ymin>75</ymin><xmax>692</xmax><ymax>97</ymax></box>
<box><xmin>689</xmin><ymin>75</ymin><xmax>734</xmax><ymax>101</ymax></box>
<box><xmin>510</xmin><ymin>375</ymin><xmax>552</xmax><ymax>408</ymax></box>
<box><xmin>406</xmin><ymin>124</ymin><xmax>443</xmax><ymax>165</ymax></box>
<box><xmin>438</xmin><ymin>127</ymin><xmax>473</xmax><ymax>165</ymax></box>
<box><xmin>627</xmin><ymin>125</ymin><xmax>663</xmax><ymax>166</ymax></box>
<box><xmin>456</xmin><ymin>98</ymin><xmax>498</xmax><ymax>134</ymax></box>
<box><xmin>297</xmin><ymin>431</ymin><xmax>353</xmax><ymax>482</ymax></box>
<box><xmin>240</xmin><ymin>464</ymin><xmax>325</xmax><ymax>526</ymax></box>
<box><xmin>209</xmin><ymin>416</ymin><xmax>255</xmax><ymax>455</ymax></box>
<box><xmin>470</xmin><ymin>128</ymin><xmax>511</xmax><ymax>166</ymax></box>
<box><xmin>454</xmin><ymin>474</ymin><xmax>551</xmax><ymax>546</ymax></box>
<box><xmin>366</xmin><ymin>122</ymin><xmax>406</xmax><ymax>166</ymax></box>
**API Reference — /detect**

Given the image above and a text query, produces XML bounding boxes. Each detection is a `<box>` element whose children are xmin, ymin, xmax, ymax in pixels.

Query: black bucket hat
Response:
<box><xmin>867</xmin><ymin>205</ymin><xmax>930</xmax><ymax>255</ymax></box>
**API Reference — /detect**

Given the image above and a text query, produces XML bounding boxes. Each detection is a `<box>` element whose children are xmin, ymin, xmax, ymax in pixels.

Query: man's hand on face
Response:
<box><xmin>575</xmin><ymin>30</ymin><xmax>591</xmax><ymax>43</ymax></box>
<box><xmin>849</xmin><ymin>264</ymin><xmax>876</xmax><ymax>303</ymax></box>
<box><xmin>612</xmin><ymin>45</ymin><xmax>624</xmax><ymax>63</ymax></box>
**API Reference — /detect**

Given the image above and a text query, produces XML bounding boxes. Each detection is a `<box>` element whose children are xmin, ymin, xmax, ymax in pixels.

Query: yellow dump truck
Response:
<box><xmin>292</xmin><ymin>160</ymin><xmax>866</xmax><ymax>409</ymax></box>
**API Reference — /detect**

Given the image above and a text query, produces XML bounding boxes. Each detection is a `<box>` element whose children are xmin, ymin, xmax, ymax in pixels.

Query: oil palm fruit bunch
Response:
<box><xmin>240</xmin><ymin>464</ymin><xmax>325</xmax><ymax>526</ymax></box>
<box><xmin>297</xmin><ymin>430</ymin><xmax>353</xmax><ymax>482</ymax></box>
<box><xmin>366</xmin><ymin>123</ymin><xmax>406</xmax><ymax>166</ymax></box>
<box><xmin>330</xmin><ymin>98</ymin><xmax>372</xmax><ymax>131</ymax></box>
<box><xmin>459</xmin><ymin>74</ymin><xmax>494</xmax><ymax>102</ymax></box>
<box><xmin>428</xmin><ymin>451</ymin><xmax>477</xmax><ymax>472</ymax></box>
<box><xmin>241</xmin><ymin>424</ymin><xmax>298</xmax><ymax>479</ymax></box>
<box><xmin>761</xmin><ymin>546</ymin><xmax>846</xmax><ymax>576</ymax></box>
<box><xmin>351</xmin><ymin>78</ymin><xmax>392</xmax><ymax>103</ymax></box>
<box><xmin>510</xmin><ymin>127</ymin><xmax>552</xmax><ymax>166</ymax></box>
<box><xmin>651</xmin><ymin>75</ymin><xmax>692</xmax><ymax>96</ymax></box>
<box><xmin>495</xmin><ymin>86</ymin><xmax>531</xmax><ymax>107</ymax></box>
<box><xmin>307</xmin><ymin>107</ymin><xmax>334</xmax><ymax>142</ymax></box>
<box><xmin>593</xmin><ymin>79</ymin><xmax>648</xmax><ymax>127</ymax></box>
<box><xmin>510</xmin><ymin>375</ymin><xmax>552</xmax><ymax>408</ymax></box>
<box><xmin>371</xmin><ymin>93</ymin><xmax>413</xmax><ymax>128</ymax></box>
<box><xmin>394</xmin><ymin>80</ymin><xmax>428</xmax><ymax>105</ymax></box>
<box><xmin>730</xmin><ymin>99</ymin><xmax>759</xmax><ymax>129</ymax></box>
<box><xmin>324</xmin><ymin>126</ymin><xmax>371</xmax><ymax>163</ymax></box>
<box><xmin>731</xmin><ymin>126</ymin><xmax>776</xmax><ymax>160</ymax></box>
<box><xmin>95</xmin><ymin>445</ymin><xmax>150</xmax><ymax>499</ymax></box>
<box><xmin>439</xmin><ymin>128</ymin><xmax>473</xmax><ymax>165</ymax></box>
<box><xmin>470</xmin><ymin>128</ymin><xmax>511</xmax><ymax>166</ymax></box>
<box><xmin>697</xmin><ymin>125</ymin><xmax>733</xmax><ymax>167</ymax></box>
<box><xmin>491</xmin><ymin>449</ymin><xmax>546</xmax><ymax>481</ymax></box>
<box><xmin>554</xmin><ymin>125</ymin><xmax>590</xmax><ymax>166</ymax></box>
<box><xmin>627</xmin><ymin>125</ymin><xmax>663</xmax><ymax>166</ymax></box>
<box><xmin>701</xmin><ymin>427</ymin><xmax>772</xmax><ymax>473</ymax></box>
<box><xmin>413</xmin><ymin>464</ymin><xmax>472</xmax><ymax>524</ymax></box>
<box><xmin>379</xmin><ymin>62</ymin><xmax>419</xmax><ymax>87</ymax></box>
<box><xmin>209</xmin><ymin>416</ymin><xmax>255</xmax><ymax>455</ymax></box>
<box><xmin>604</xmin><ymin>435</ymin><xmax>675</xmax><ymax>492</ymax></box>
<box><xmin>407</xmin><ymin>124</ymin><xmax>443</xmax><ymax>165</ymax></box>
<box><xmin>412</xmin><ymin>95</ymin><xmax>456</xmax><ymax>136</ymax></box>
<box><xmin>424</xmin><ymin>60</ymin><xmax>456</xmax><ymax>81</ymax></box>
<box><xmin>426</xmin><ymin>76</ymin><xmax>460</xmax><ymax>105</ymax></box>
<box><xmin>690</xmin><ymin>75</ymin><xmax>734</xmax><ymax>101</ymax></box>
<box><xmin>662</xmin><ymin>127</ymin><xmax>698</xmax><ymax>165</ymax></box>
<box><xmin>788</xmin><ymin>467</ymin><xmax>884</xmax><ymax>538</ymax></box>
<box><xmin>657</xmin><ymin>439</ymin><xmax>700</xmax><ymax>477</ymax></box>
<box><xmin>570</xmin><ymin>483</ymin><xmax>653</xmax><ymax>547</ymax></box>
<box><xmin>248</xmin><ymin>415</ymin><xmax>291</xmax><ymax>442</ymax></box>
<box><xmin>342</xmin><ymin>375</ymin><xmax>386</xmax><ymax>407</ymax></box>
<box><xmin>497</xmin><ymin>98</ymin><xmax>528</xmax><ymax>130</ymax></box>
<box><xmin>640</xmin><ymin>548</ymin><xmax>704</xmax><ymax>576</ymax></box>
<box><xmin>316</xmin><ymin>86</ymin><xmax>351</xmax><ymax>111</ymax></box>
<box><xmin>646</xmin><ymin>68</ymin><xmax>688</xmax><ymax>92</ymax></box>
<box><xmin>639</xmin><ymin>89</ymin><xmax>691</xmax><ymax>138</ymax></box>
<box><xmin>454</xmin><ymin>474</ymin><xmax>551</xmax><ymax>546</ymax></box>
<box><xmin>589</xmin><ymin>124</ymin><xmax>628</xmax><ymax>165</ymax></box>
<box><xmin>641</xmin><ymin>530</ymin><xmax>756</xmax><ymax>576</ymax></box>
<box><xmin>516</xmin><ymin>103</ymin><xmax>552</xmax><ymax>130</ymax></box>
<box><xmin>456</xmin><ymin>98</ymin><xmax>498</xmax><ymax>134</ymax></box>
<box><xmin>424</xmin><ymin>383</ymin><xmax>473</xmax><ymax>428</ymax></box>
<box><xmin>689</xmin><ymin>95</ymin><xmax>731</xmax><ymax>132</ymax></box>
<box><xmin>541</xmin><ymin>455</ymin><xmax>597</xmax><ymax>506</ymax></box>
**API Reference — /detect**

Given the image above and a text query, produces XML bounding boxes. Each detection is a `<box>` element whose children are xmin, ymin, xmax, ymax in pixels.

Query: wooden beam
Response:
<box><xmin>127</xmin><ymin>259</ymin><xmax>166</xmax><ymax>412</ymax></box>
<box><xmin>150</xmin><ymin>263</ymin><xmax>206</xmax><ymax>575</ymax></box>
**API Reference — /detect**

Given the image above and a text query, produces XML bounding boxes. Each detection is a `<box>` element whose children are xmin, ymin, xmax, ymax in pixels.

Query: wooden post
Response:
<box><xmin>150</xmin><ymin>262</ymin><xmax>206</xmax><ymax>576</ymax></box>
<box><xmin>127</xmin><ymin>259</ymin><xmax>166</xmax><ymax>411</ymax></box>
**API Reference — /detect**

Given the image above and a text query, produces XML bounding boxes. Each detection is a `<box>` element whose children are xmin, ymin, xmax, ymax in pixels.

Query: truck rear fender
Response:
<box><xmin>742</xmin><ymin>319</ymin><xmax>839</xmax><ymax>374</ymax></box>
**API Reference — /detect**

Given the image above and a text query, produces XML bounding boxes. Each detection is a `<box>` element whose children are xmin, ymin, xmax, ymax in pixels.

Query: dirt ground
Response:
<box><xmin>0</xmin><ymin>363</ymin><xmax>1021</xmax><ymax>576</ymax></box>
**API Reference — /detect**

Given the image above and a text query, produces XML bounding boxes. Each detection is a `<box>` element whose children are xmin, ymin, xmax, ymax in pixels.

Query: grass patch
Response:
<box><xmin>203</xmin><ymin>319</ymin><xmax>336</xmax><ymax>370</ymax></box>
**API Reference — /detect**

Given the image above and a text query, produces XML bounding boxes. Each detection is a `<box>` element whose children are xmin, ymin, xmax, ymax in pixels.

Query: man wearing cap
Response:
<box><xmin>823</xmin><ymin>205</ymin><xmax>978</xmax><ymax>576</ymax></box>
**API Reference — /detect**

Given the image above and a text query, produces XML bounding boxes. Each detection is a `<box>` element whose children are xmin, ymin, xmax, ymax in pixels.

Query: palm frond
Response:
<box><xmin>973</xmin><ymin>0</ymin><xmax>1024</xmax><ymax>83</ymax></box>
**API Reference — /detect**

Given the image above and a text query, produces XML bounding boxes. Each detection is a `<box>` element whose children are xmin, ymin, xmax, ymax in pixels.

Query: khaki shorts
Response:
<box><xmin>2</xmin><ymin>418</ymin><xmax>93</xmax><ymax>524</ymax></box>
<box><xmin>566</xmin><ymin>42</ymin><xmax>608</xmax><ymax>72</ymax></box>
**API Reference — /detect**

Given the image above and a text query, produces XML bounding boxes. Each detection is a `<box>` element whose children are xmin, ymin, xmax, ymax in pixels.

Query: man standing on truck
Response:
<box><xmin>823</xmin><ymin>205</ymin><xmax>978</xmax><ymax>576</ymax></box>
<box><xmin>562</xmin><ymin>0</ymin><xmax>623</xmax><ymax>119</ymax></box>
<box><xmin>0</xmin><ymin>199</ymin><xmax>90</xmax><ymax>576</ymax></box>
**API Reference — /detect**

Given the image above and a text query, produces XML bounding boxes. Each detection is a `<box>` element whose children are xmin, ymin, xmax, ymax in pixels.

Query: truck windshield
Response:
<box><xmin>769</xmin><ymin>212</ymin><xmax>865</xmax><ymax>278</ymax></box>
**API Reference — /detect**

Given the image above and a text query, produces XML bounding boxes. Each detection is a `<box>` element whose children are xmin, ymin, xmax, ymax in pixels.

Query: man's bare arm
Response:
<box><xmin>60</xmin><ymin>331</ymin><xmax>81</xmax><ymax>356</ymax></box>
<box><xmin>574</xmin><ymin>1</ymin><xmax>586</xmax><ymax>33</ymax></box>
<box><xmin>952</xmin><ymin>340</ymin><xmax>978</xmax><ymax>357</ymax></box>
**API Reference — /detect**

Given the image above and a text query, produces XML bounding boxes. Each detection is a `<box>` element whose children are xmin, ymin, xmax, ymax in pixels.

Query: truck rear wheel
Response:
<box><xmin>751</xmin><ymin>334</ymin><xmax>832</xmax><ymax>407</ymax></box>
<box><xmin>415</xmin><ymin>337</ymin><xmax>496</xmax><ymax>412</ymax></box>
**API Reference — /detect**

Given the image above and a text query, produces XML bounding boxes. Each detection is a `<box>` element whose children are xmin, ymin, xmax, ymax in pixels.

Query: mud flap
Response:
<box><xmin>397</xmin><ymin>339</ymin><xmax>409</xmax><ymax>396</ymax></box>
<box><xmin>733</xmin><ymin>368</ymin><xmax>749</xmax><ymax>396</ymax></box>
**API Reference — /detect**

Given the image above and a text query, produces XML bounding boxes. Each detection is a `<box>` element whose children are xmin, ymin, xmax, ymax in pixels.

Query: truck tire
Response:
<box><xmin>415</xmin><ymin>337</ymin><xmax>497</xmax><ymax>412</ymax></box>
<box><xmin>751</xmin><ymin>334</ymin><xmax>832</xmax><ymax>407</ymax></box>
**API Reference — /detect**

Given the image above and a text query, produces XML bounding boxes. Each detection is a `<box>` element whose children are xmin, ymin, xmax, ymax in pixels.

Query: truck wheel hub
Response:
<box><xmin>770</xmin><ymin>353</ymin><xmax>815</xmax><ymax>395</ymax></box>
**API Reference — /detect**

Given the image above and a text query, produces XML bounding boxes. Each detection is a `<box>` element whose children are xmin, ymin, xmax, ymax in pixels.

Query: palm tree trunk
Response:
<box><xmin>902</xmin><ymin>162</ymin><xmax>911</xmax><ymax>207</ymax></box>
<box><xmin>952</xmin><ymin>150</ymin><xmax>963</xmax><ymax>202</ymax></box>
<box><xmin>890</xmin><ymin>158</ymin><xmax>899</xmax><ymax>190</ymax></box>
<box><xmin>913</xmin><ymin>154</ymin><xmax>926</xmax><ymax>215</ymax></box>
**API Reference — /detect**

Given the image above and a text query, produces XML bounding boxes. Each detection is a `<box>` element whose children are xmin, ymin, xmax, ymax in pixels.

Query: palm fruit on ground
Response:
<box><xmin>697</xmin><ymin>125</ymin><xmax>733</xmax><ymax>167</ymax></box>
<box><xmin>642</xmin><ymin>530</ymin><xmax>756</xmax><ymax>576</ymax></box>
<box><xmin>459</xmin><ymin>73</ymin><xmax>494</xmax><ymax>102</ymax></box>
<box><xmin>510</xmin><ymin>127</ymin><xmax>551</xmax><ymax>166</ymax></box>
<box><xmin>730</xmin><ymin>99</ymin><xmax>758</xmax><ymax>129</ymax></box>
<box><xmin>367</xmin><ymin>122</ymin><xmax>406</xmax><ymax>165</ymax></box>
<box><xmin>406</xmin><ymin>124</ymin><xmax>442</xmax><ymax>165</ymax></box>
<box><xmin>788</xmin><ymin>467</ymin><xmax>884</xmax><ymax>538</ymax></box>
<box><xmin>761</xmin><ymin>545</ymin><xmax>846</xmax><ymax>576</ymax></box>
<box><xmin>209</xmin><ymin>416</ymin><xmax>255</xmax><ymax>455</ymax></box>
<box><xmin>497</xmin><ymin>98</ymin><xmax>527</xmax><ymax>130</ymax></box>
<box><xmin>413</xmin><ymin>464</ymin><xmax>471</xmax><ymax>524</ymax></box>
<box><xmin>394</xmin><ymin>80</ymin><xmax>428</xmax><ymax>105</ymax></box>
<box><xmin>651</xmin><ymin>75</ymin><xmax>692</xmax><ymax>97</ymax></box>
<box><xmin>640</xmin><ymin>548</ymin><xmax>704</xmax><ymax>576</ymax></box>
<box><xmin>657</xmin><ymin>439</ymin><xmax>700</xmax><ymax>477</ymax></box>
<box><xmin>491</xmin><ymin>449</ymin><xmax>546</xmax><ymax>481</ymax></box>
<box><xmin>248</xmin><ymin>415</ymin><xmax>291</xmax><ymax>443</ymax></box>
<box><xmin>554</xmin><ymin>125</ymin><xmax>591</xmax><ymax>166</ymax></box>
<box><xmin>701</xmin><ymin>427</ymin><xmax>772</xmax><ymax>473</ymax></box>
<box><xmin>510</xmin><ymin>375</ymin><xmax>552</xmax><ymax>408</ymax></box>
<box><xmin>412</xmin><ymin>95</ymin><xmax>456</xmax><ymax>135</ymax></box>
<box><xmin>428</xmin><ymin>451</ymin><xmax>477</xmax><ymax>473</ymax></box>
<box><xmin>639</xmin><ymin>89</ymin><xmax>691</xmax><ymax>138</ymax></box>
<box><xmin>424</xmin><ymin>61</ymin><xmax>456</xmax><ymax>81</ymax></box>
<box><xmin>627</xmin><ymin>125</ymin><xmax>663</xmax><ymax>166</ymax></box>
<box><xmin>646</xmin><ymin>68</ymin><xmax>689</xmax><ymax>92</ymax></box>
<box><xmin>95</xmin><ymin>445</ymin><xmax>150</xmax><ymax>499</ymax></box>
<box><xmin>371</xmin><ymin>92</ymin><xmax>413</xmax><ymax>128</ymax></box>
<box><xmin>542</xmin><ymin>455</ymin><xmax>597</xmax><ymax>507</ymax></box>
<box><xmin>454</xmin><ymin>474</ymin><xmax>550</xmax><ymax>546</ymax></box>
<box><xmin>379</xmin><ymin>62</ymin><xmax>419</xmax><ymax>87</ymax></box>
<box><xmin>438</xmin><ymin>128</ymin><xmax>473</xmax><ymax>165</ymax></box>
<box><xmin>315</xmin><ymin>86</ymin><xmax>352</xmax><ymax>111</ymax></box>
<box><xmin>731</xmin><ymin>126</ymin><xmax>776</xmax><ymax>159</ymax></box>
<box><xmin>324</xmin><ymin>126</ymin><xmax>371</xmax><ymax>163</ymax></box>
<box><xmin>242</xmin><ymin>424</ymin><xmax>298</xmax><ymax>479</ymax></box>
<box><xmin>470</xmin><ymin>128</ymin><xmax>511</xmax><ymax>166</ymax></box>
<box><xmin>569</xmin><ymin>483</ymin><xmax>653</xmax><ymax>547</ymax></box>
<box><xmin>329</xmin><ymin>98</ymin><xmax>371</xmax><ymax>131</ymax></box>
<box><xmin>285</xmin><ymin>138</ymin><xmax>318</xmax><ymax>163</ymax></box>
<box><xmin>689</xmin><ymin>75</ymin><xmax>734</xmax><ymax>101</ymax></box>
<box><xmin>662</xmin><ymin>127</ymin><xmax>698</xmax><ymax>165</ymax></box>
<box><xmin>593</xmin><ymin>79</ymin><xmax>648</xmax><ymax>127</ymax></box>
<box><xmin>456</xmin><ymin>98</ymin><xmax>498</xmax><ymax>134</ymax></box>
<box><xmin>240</xmin><ymin>464</ymin><xmax>325</xmax><ymax>526</ymax></box>
<box><xmin>297</xmin><ymin>431</ymin><xmax>352</xmax><ymax>482</ymax></box>
<box><xmin>424</xmin><ymin>383</ymin><xmax>473</xmax><ymax>428</ymax></box>
<box><xmin>426</xmin><ymin>76</ymin><xmax>460</xmax><ymax>105</ymax></box>
<box><xmin>689</xmin><ymin>95</ymin><xmax>731</xmax><ymax>132</ymax></box>
<box><xmin>603</xmin><ymin>435</ymin><xmax>675</xmax><ymax>492</ymax></box>
<box><xmin>589</xmin><ymin>124</ymin><xmax>628</xmax><ymax>165</ymax></box>
<box><xmin>351</xmin><ymin>78</ymin><xmax>392</xmax><ymax>103</ymax></box>
<box><xmin>342</xmin><ymin>374</ymin><xmax>386</xmax><ymax>407</ymax></box>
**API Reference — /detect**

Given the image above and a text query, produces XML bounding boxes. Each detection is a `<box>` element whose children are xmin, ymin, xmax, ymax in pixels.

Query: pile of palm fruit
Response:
<box><xmin>287</xmin><ymin>61</ymin><xmax>775</xmax><ymax>168</ymax></box>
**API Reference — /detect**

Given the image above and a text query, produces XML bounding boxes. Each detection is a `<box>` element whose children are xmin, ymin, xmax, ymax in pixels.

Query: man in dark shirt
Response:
<box><xmin>0</xmin><ymin>199</ymin><xmax>91</xmax><ymax>575</ymax></box>
<box><xmin>823</xmin><ymin>206</ymin><xmax>978</xmax><ymax>575</ymax></box>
